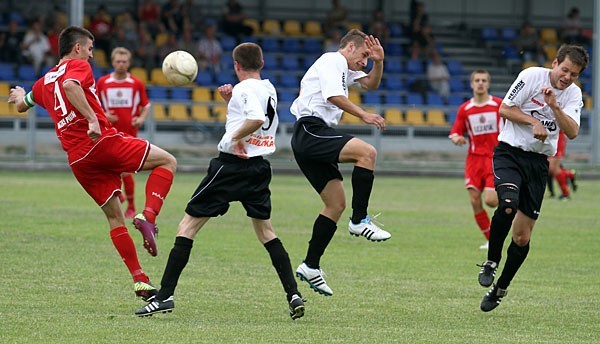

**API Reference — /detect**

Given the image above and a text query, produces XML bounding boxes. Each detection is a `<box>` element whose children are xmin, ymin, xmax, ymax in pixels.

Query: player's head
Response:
<box><xmin>59</xmin><ymin>26</ymin><xmax>94</xmax><ymax>60</ymax></box>
<box><xmin>111</xmin><ymin>47</ymin><xmax>132</xmax><ymax>74</ymax></box>
<box><xmin>339</xmin><ymin>29</ymin><xmax>370</xmax><ymax>71</ymax></box>
<box><xmin>550</xmin><ymin>44</ymin><xmax>589</xmax><ymax>90</ymax></box>
<box><xmin>470</xmin><ymin>69</ymin><xmax>491</xmax><ymax>97</ymax></box>
<box><xmin>232</xmin><ymin>42</ymin><xmax>263</xmax><ymax>72</ymax></box>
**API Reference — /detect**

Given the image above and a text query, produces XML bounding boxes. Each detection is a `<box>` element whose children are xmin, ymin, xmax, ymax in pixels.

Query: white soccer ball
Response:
<box><xmin>162</xmin><ymin>50</ymin><xmax>198</xmax><ymax>86</ymax></box>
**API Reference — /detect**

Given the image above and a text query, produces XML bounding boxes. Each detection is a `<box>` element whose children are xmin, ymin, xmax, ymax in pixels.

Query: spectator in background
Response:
<box><xmin>514</xmin><ymin>21</ymin><xmax>545</xmax><ymax>66</ymax></box>
<box><xmin>221</xmin><ymin>0</ymin><xmax>253</xmax><ymax>40</ymax></box>
<box><xmin>179</xmin><ymin>26</ymin><xmax>197</xmax><ymax>56</ymax></box>
<box><xmin>0</xmin><ymin>20</ymin><xmax>25</xmax><ymax>66</ymax></box>
<box><xmin>134</xmin><ymin>28</ymin><xmax>158</xmax><ymax>72</ymax></box>
<box><xmin>22</xmin><ymin>20</ymin><xmax>52</xmax><ymax>76</ymax></box>
<box><xmin>325</xmin><ymin>0</ymin><xmax>349</xmax><ymax>34</ymax></box>
<box><xmin>115</xmin><ymin>11</ymin><xmax>139</xmax><ymax>44</ymax></box>
<box><xmin>561</xmin><ymin>7</ymin><xmax>584</xmax><ymax>44</ymax></box>
<box><xmin>197</xmin><ymin>23</ymin><xmax>223</xmax><ymax>73</ymax></box>
<box><xmin>162</xmin><ymin>0</ymin><xmax>184</xmax><ymax>34</ymax></box>
<box><xmin>369</xmin><ymin>8</ymin><xmax>390</xmax><ymax>47</ymax></box>
<box><xmin>110</xmin><ymin>27</ymin><xmax>138</xmax><ymax>55</ymax></box>
<box><xmin>158</xmin><ymin>32</ymin><xmax>181</xmax><ymax>61</ymax></box>
<box><xmin>427</xmin><ymin>53</ymin><xmax>450</xmax><ymax>102</ymax></box>
<box><xmin>88</xmin><ymin>5</ymin><xmax>113</xmax><ymax>56</ymax></box>
<box><xmin>181</xmin><ymin>0</ymin><xmax>205</xmax><ymax>33</ymax></box>
<box><xmin>138</xmin><ymin>0</ymin><xmax>162</xmax><ymax>37</ymax></box>
<box><xmin>46</xmin><ymin>21</ymin><xmax>64</xmax><ymax>65</ymax></box>
<box><xmin>409</xmin><ymin>0</ymin><xmax>431</xmax><ymax>59</ymax></box>
<box><xmin>323</xmin><ymin>29</ymin><xmax>342</xmax><ymax>53</ymax></box>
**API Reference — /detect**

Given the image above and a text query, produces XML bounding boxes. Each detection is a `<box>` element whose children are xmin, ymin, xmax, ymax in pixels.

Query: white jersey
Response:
<box><xmin>217</xmin><ymin>78</ymin><xmax>278</xmax><ymax>157</ymax></box>
<box><xmin>290</xmin><ymin>52</ymin><xmax>367</xmax><ymax>126</ymax></box>
<box><xmin>500</xmin><ymin>66</ymin><xmax>583</xmax><ymax>156</ymax></box>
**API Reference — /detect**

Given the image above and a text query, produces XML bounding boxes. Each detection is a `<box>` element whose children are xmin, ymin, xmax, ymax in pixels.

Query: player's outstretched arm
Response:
<box><xmin>8</xmin><ymin>86</ymin><xmax>32</xmax><ymax>113</ymax></box>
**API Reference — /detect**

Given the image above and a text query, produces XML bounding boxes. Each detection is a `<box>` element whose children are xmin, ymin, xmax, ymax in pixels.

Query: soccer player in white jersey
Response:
<box><xmin>135</xmin><ymin>43</ymin><xmax>305</xmax><ymax>320</ymax></box>
<box><xmin>290</xmin><ymin>29</ymin><xmax>390</xmax><ymax>297</ymax></box>
<box><xmin>449</xmin><ymin>70</ymin><xmax>503</xmax><ymax>250</ymax></box>
<box><xmin>478</xmin><ymin>44</ymin><xmax>588</xmax><ymax>312</ymax></box>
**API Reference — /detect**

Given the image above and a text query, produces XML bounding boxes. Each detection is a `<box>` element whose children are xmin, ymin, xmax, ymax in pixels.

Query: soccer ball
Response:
<box><xmin>162</xmin><ymin>50</ymin><xmax>198</xmax><ymax>86</ymax></box>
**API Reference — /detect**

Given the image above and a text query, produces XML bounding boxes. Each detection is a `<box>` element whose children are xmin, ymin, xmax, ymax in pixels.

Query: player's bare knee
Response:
<box><xmin>497</xmin><ymin>184</ymin><xmax>519</xmax><ymax>216</ymax></box>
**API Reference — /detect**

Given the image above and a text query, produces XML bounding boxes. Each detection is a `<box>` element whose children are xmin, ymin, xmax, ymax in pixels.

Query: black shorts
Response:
<box><xmin>185</xmin><ymin>152</ymin><xmax>272</xmax><ymax>220</ymax></box>
<box><xmin>493</xmin><ymin>142</ymin><xmax>549</xmax><ymax>219</ymax></box>
<box><xmin>291</xmin><ymin>116</ymin><xmax>353</xmax><ymax>193</ymax></box>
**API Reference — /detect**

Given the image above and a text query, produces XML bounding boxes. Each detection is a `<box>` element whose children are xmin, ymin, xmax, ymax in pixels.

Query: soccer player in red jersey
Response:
<box><xmin>97</xmin><ymin>47</ymin><xmax>151</xmax><ymax>218</ymax></box>
<box><xmin>547</xmin><ymin>130</ymin><xmax>577</xmax><ymax>199</ymax></box>
<box><xmin>449</xmin><ymin>70</ymin><xmax>503</xmax><ymax>249</ymax></box>
<box><xmin>8</xmin><ymin>26</ymin><xmax>176</xmax><ymax>301</ymax></box>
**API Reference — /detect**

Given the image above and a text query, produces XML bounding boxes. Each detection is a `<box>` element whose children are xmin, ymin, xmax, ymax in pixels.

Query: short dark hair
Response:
<box><xmin>232</xmin><ymin>42</ymin><xmax>263</xmax><ymax>71</ymax></box>
<box><xmin>556</xmin><ymin>44</ymin><xmax>589</xmax><ymax>73</ymax></box>
<box><xmin>470</xmin><ymin>69</ymin><xmax>490</xmax><ymax>82</ymax></box>
<box><xmin>339</xmin><ymin>29</ymin><xmax>367</xmax><ymax>49</ymax></box>
<box><xmin>58</xmin><ymin>26</ymin><xmax>94</xmax><ymax>58</ymax></box>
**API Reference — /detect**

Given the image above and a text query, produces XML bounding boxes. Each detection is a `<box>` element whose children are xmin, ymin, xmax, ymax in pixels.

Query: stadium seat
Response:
<box><xmin>168</xmin><ymin>103</ymin><xmax>189</xmax><ymax>120</ymax></box>
<box><xmin>0</xmin><ymin>63</ymin><xmax>15</xmax><ymax>81</ymax></box>
<box><xmin>263</xmin><ymin>54</ymin><xmax>279</xmax><ymax>70</ymax></box>
<box><xmin>522</xmin><ymin>61</ymin><xmax>538</xmax><ymax>69</ymax></box>
<box><xmin>502</xmin><ymin>45</ymin><xmax>520</xmax><ymax>60</ymax></box>
<box><xmin>213</xmin><ymin>88</ymin><xmax>226</xmax><ymax>103</ymax></box>
<box><xmin>362</xmin><ymin>91</ymin><xmax>381</xmax><ymax>105</ymax></box>
<box><xmin>35</xmin><ymin>106</ymin><xmax>50</xmax><ymax>118</ymax></box>
<box><xmin>448</xmin><ymin>94</ymin><xmax>465</xmax><ymax>106</ymax></box>
<box><xmin>303</xmin><ymin>38</ymin><xmax>322</xmax><ymax>54</ymax></box>
<box><xmin>426</xmin><ymin>92</ymin><xmax>444</xmax><ymax>106</ymax></box>
<box><xmin>171</xmin><ymin>88</ymin><xmax>190</xmax><ymax>100</ymax></box>
<box><xmin>280</xmin><ymin>74</ymin><xmax>299</xmax><ymax>88</ymax></box>
<box><xmin>426</xmin><ymin>109</ymin><xmax>448</xmax><ymax>126</ymax></box>
<box><xmin>340</xmin><ymin>112</ymin><xmax>362</xmax><ymax>124</ymax></box>
<box><xmin>243</xmin><ymin>18</ymin><xmax>261</xmax><ymax>35</ymax></box>
<box><xmin>540</xmin><ymin>28</ymin><xmax>559</xmax><ymax>43</ymax></box>
<box><xmin>262</xmin><ymin>19</ymin><xmax>281</xmax><ymax>35</ymax></box>
<box><xmin>192</xmin><ymin>87</ymin><xmax>212</xmax><ymax>102</ymax></box>
<box><xmin>384</xmin><ymin>108</ymin><xmax>404</xmax><ymax>125</ymax></box>
<box><xmin>346</xmin><ymin>22</ymin><xmax>363</xmax><ymax>31</ymax></box>
<box><xmin>220</xmin><ymin>35</ymin><xmax>237</xmax><ymax>51</ymax></box>
<box><xmin>543</xmin><ymin>44</ymin><xmax>558</xmax><ymax>60</ymax></box>
<box><xmin>219</xmin><ymin>54</ymin><xmax>234</xmax><ymax>69</ymax></box>
<box><xmin>0</xmin><ymin>102</ymin><xmax>24</xmax><ymax>117</ymax></box>
<box><xmin>152</xmin><ymin>103</ymin><xmax>168</xmax><ymax>121</ymax></box>
<box><xmin>501</xmin><ymin>27</ymin><xmax>518</xmax><ymax>41</ymax></box>
<box><xmin>261</xmin><ymin>37</ymin><xmax>280</xmax><ymax>53</ymax></box>
<box><xmin>93</xmin><ymin>49</ymin><xmax>109</xmax><ymax>68</ymax></box>
<box><xmin>384</xmin><ymin>59</ymin><xmax>403</xmax><ymax>73</ymax></box>
<box><xmin>195</xmin><ymin>71</ymin><xmax>214</xmax><ymax>86</ymax></box>
<box><xmin>18</xmin><ymin>65</ymin><xmax>37</xmax><ymax>81</ymax></box>
<box><xmin>281</xmin><ymin>55</ymin><xmax>299</xmax><ymax>70</ymax></box>
<box><xmin>155</xmin><ymin>32</ymin><xmax>169</xmax><ymax>47</ymax></box>
<box><xmin>0</xmin><ymin>81</ymin><xmax>10</xmax><ymax>96</ymax></box>
<box><xmin>387</xmin><ymin>43</ymin><xmax>403</xmax><ymax>56</ymax></box>
<box><xmin>191</xmin><ymin>104</ymin><xmax>211</xmax><ymax>121</ymax></box>
<box><xmin>480</xmin><ymin>27</ymin><xmax>498</xmax><ymax>41</ymax></box>
<box><xmin>278</xmin><ymin>107</ymin><xmax>296</xmax><ymax>123</ymax></box>
<box><xmin>211</xmin><ymin>104</ymin><xmax>228</xmax><ymax>121</ymax></box>
<box><xmin>282</xmin><ymin>38</ymin><xmax>302</xmax><ymax>53</ymax></box>
<box><xmin>388</xmin><ymin>23</ymin><xmax>404</xmax><ymax>38</ymax></box>
<box><xmin>384</xmin><ymin>93</ymin><xmax>402</xmax><ymax>105</ymax></box>
<box><xmin>215</xmin><ymin>71</ymin><xmax>235</xmax><ymax>85</ymax></box>
<box><xmin>404</xmin><ymin>108</ymin><xmax>426</xmax><ymax>126</ymax></box>
<box><xmin>304</xmin><ymin>21</ymin><xmax>322</xmax><ymax>37</ymax></box>
<box><xmin>150</xmin><ymin>68</ymin><xmax>170</xmax><ymax>85</ymax></box>
<box><xmin>130</xmin><ymin>67</ymin><xmax>148</xmax><ymax>83</ymax></box>
<box><xmin>148</xmin><ymin>86</ymin><xmax>169</xmax><ymax>100</ymax></box>
<box><xmin>302</xmin><ymin>55</ymin><xmax>318</xmax><ymax>69</ymax></box>
<box><xmin>449</xmin><ymin>77</ymin><xmax>466</xmax><ymax>93</ymax></box>
<box><xmin>278</xmin><ymin>90</ymin><xmax>297</xmax><ymax>102</ymax></box>
<box><xmin>446</xmin><ymin>60</ymin><xmax>464</xmax><ymax>75</ymax></box>
<box><xmin>406</xmin><ymin>92</ymin><xmax>424</xmax><ymax>106</ymax></box>
<box><xmin>261</xmin><ymin>71</ymin><xmax>277</xmax><ymax>83</ymax></box>
<box><xmin>406</xmin><ymin>59</ymin><xmax>424</xmax><ymax>74</ymax></box>
<box><xmin>384</xmin><ymin>77</ymin><xmax>404</xmax><ymax>91</ymax></box>
<box><xmin>348</xmin><ymin>91</ymin><xmax>361</xmax><ymax>104</ymax></box>
<box><xmin>283</xmin><ymin>20</ymin><xmax>303</xmax><ymax>36</ymax></box>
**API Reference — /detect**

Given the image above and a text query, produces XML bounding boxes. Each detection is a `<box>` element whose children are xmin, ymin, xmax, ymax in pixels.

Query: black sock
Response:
<box><xmin>264</xmin><ymin>238</ymin><xmax>299</xmax><ymax>301</ymax></box>
<box><xmin>304</xmin><ymin>214</ymin><xmax>337</xmax><ymax>268</ymax></box>
<box><xmin>488</xmin><ymin>207</ymin><xmax>515</xmax><ymax>264</ymax></box>
<box><xmin>497</xmin><ymin>240</ymin><xmax>530</xmax><ymax>289</ymax></box>
<box><xmin>157</xmin><ymin>236</ymin><xmax>194</xmax><ymax>301</ymax></box>
<box><xmin>351</xmin><ymin>166</ymin><xmax>374</xmax><ymax>224</ymax></box>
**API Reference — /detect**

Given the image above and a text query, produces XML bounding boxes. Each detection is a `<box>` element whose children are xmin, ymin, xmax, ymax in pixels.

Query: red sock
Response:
<box><xmin>143</xmin><ymin>167</ymin><xmax>174</xmax><ymax>224</ymax></box>
<box><xmin>562</xmin><ymin>167</ymin><xmax>574</xmax><ymax>179</ymax></box>
<box><xmin>110</xmin><ymin>226</ymin><xmax>148</xmax><ymax>282</ymax></box>
<box><xmin>122</xmin><ymin>174</ymin><xmax>135</xmax><ymax>209</ymax></box>
<box><xmin>474</xmin><ymin>210</ymin><xmax>491</xmax><ymax>240</ymax></box>
<box><xmin>555</xmin><ymin>170</ymin><xmax>570</xmax><ymax>196</ymax></box>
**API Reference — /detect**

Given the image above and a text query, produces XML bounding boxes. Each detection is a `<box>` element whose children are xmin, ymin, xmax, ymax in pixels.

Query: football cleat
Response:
<box><xmin>348</xmin><ymin>214</ymin><xmax>391</xmax><ymax>242</ymax></box>
<box><xmin>296</xmin><ymin>262</ymin><xmax>333</xmax><ymax>296</ymax></box>
<box><xmin>288</xmin><ymin>294</ymin><xmax>305</xmax><ymax>320</ymax></box>
<box><xmin>135</xmin><ymin>296</ymin><xmax>174</xmax><ymax>317</ymax></box>
<box><xmin>480</xmin><ymin>284</ymin><xmax>507</xmax><ymax>312</ymax></box>
<box><xmin>133</xmin><ymin>213</ymin><xmax>158</xmax><ymax>256</ymax></box>
<box><xmin>134</xmin><ymin>281</ymin><xmax>158</xmax><ymax>302</ymax></box>
<box><xmin>478</xmin><ymin>260</ymin><xmax>498</xmax><ymax>287</ymax></box>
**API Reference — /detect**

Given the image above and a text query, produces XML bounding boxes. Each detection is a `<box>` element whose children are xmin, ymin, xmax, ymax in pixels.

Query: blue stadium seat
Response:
<box><xmin>449</xmin><ymin>77</ymin><xmax>466</xmax><ymax>92</ymax></box>
<box><xmin>501</xmin><ymin>27</ymin><xmax>518</xmax><ymax>41</ymax></box>
<box><xmin>195</xmin><ymin>70</ymin><xmax>213</xmax><ymax>86</ymax></box>
<box><xmin>426</xmin><ymin>92</ymin><xmax>444</xmax><ymax>106</ymax></box>
<box><xmin>220</xmin><ymin>35</ymin><xmax>237</xmax><ymax>51</ymax></box>
<box><xmin>481</xmin><ymin>27</ymin><xmax>498</xmax><ymax>41</ymax></box>
<box><xmin>448</xmin><ymin>94</ymin><xmax>465</xmax><ymax>106</ymax></box>
<box><xmin>278</xmin><ymin>90</ymin><xmax>297</xmax><ymax>102</ymax></box>
<box><xmin>447</xmin><ymin>60</ymin><xmax>464</xmax><ymax>75</ymax></box>
<box><xmin>387</xmin><ymin>43</ymin><xmax>403</xmax><ymax>56</ymax></box>
<box><xmin>282</xmin><ymin>38</ymin><xmax>302</xmax><ymax>53</ymax></box>
<box><xmin>18</xmin><ymin>65</ymin><xmax>37</xmax><ymax>81</ymax></box>
<box><xmin>303</xmin><ymin>38</ymin><xmax>322</xmax><ymax>54</ymax></box>
<box><xmin>447</xmin><ymin>110</ymin><xmax>458</xmax><ymax>123</ymax></box>
<box><xmin>502</xmin><ymin>45</ymin><xmax>520</xmax><ymax>60</ymax></box>
<box><xmin>280</xmin><ymin>74</ymin><xmax>299</xmax><ymax>88</ymax></box>
<box><xmin>261</xmin><ymin>71</ymin><xmax>277</xmax><ymax>83</ymax></box>
<box><xmin>363</xmin><ymin>91</ymin><xmax>382</xmax><ymax>105</ymax></box>
<box><xmin>261</xmin><ymin>37</ymin><xmax>280</xmax><ymax>53</ymax></box>
<box><xmin>384</xmin><ymin>93</ymin><xmax>402</xmax><ymax>105</ymax></box>
<box><xmin>263</xmin><ymin>54</ymin><xmax>279</xmax><ymax>70</ymax></box>
<box><xmin>281</xmin><ymin>56</ymin><xmax>299</xmax><ymax>70</ymax></box>
<box><xmin>278</xmin><ymin>106</ymin><xmax>296</xmax><ymax>123</ymax></box>
<box><xmin>384</xmin><ymin>77</ymin><xmax>404</xmax><ymax>91</ymax></box>
<box><xmin>406</xmin><ymin>92</ymin><xmax>424</xmax><ymax>105</ymax></box>
<box><xmin>35</xmin><ymin>106</ymin><xmax>50</xmax><ymax>118</ymax></box>
<box><xmin>388</xmin><ymin>23</ymin><xmax>404</xmax><ymax>38</ymax></box>
<box><xmin>148</xmin><ymin>86</ymin><xmax>169</xmax><ymax>100</ymax></box>
<box><xmin>215</xmin><ymin>71</ymin><xmax>235</xmax><ymax>85</ymax></box>
<box><xmin>406</xmin><ymin>59</ymin><xmax>424</xmax><ymax>74</ymax></box>
<box><xmin>220</xmin><ymin>55</ymin><xmax>234</xmax><ymax>69</ymax></box>
<box><xmin>302</xmin><ymin>55</ymin><xmax>318</xmax><ymax>69</ymax></box>
<box><xmin>384</xmin><ymin>59</ymin><xmax>403</xmax><ymax>73</ymax></box>
<box><xmin>171</xmin><ymin>88</ymin><xmax>190</xmax><ymax>100</ymax></box>
<box><xmin>0</xmin><ymin>63</ymin><xmax>15</xmax><ymax>81</ymax></box>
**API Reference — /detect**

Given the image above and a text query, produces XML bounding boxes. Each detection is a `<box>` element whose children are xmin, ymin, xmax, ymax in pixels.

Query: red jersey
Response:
<box><xmin>32</xmin><ymin>59</ymin><xmax>113</xmax><ymax>154</ymax></box>
<box><xmin>450</xmin><ymin>95</ymin><xmax>503</xmax><ymax>157</ymax></box>
<box><xmin>97</xmin><ymin>73</ymin><xmax>150</xmax><ymax>136</ymax></box>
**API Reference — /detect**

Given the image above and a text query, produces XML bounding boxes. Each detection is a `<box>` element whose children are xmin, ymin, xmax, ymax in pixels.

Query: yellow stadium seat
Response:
<box><xmin>152</xmin><ymin>103</ymin><xmax>168</xmax><ymax>121</ymax></box>
<box><xmin>192</xmin><ymin>87</ymin><xmax>212</xmax><ymax>102</ymax></box>
<box><xmin>384</xmin><ymin>108</ymin><xmax>404</xmax><ymax>125</ymax></box>
<box><xmin>304</xmin><ymin>21</ymin><xmax>323</xmax><ymax>37</ymax></box>
<box><xmin>130</xmin><ymin>67</ymin><xmax>148</xmax><ymax>83</ymax></box>
<box><xmin>0</xmin><ymin>82</ymin><xmax>10</xmax><ymax>96</ymax></box>
<box><xmin>244</xmin><ymin>18</ymin><xmax>261</xmax><ymax>34</ymax></box>
<box><xmin>155</xmin><ymin>32</ymin><xmax>169</xmax><ymax>47</ymax></box>
<box><xmin>0</xmin><ymin>102</ymin><xmax>25</xmax><ymax>117</ymax></box>
<box><xmin>150</xmin><ymin>68</ymin><xmax>170</xmax><ymax>85</ymax></box>
<box><xmin>585</xmin><ymin>96</ymin><xmax>592</xmax><ymax>109</ymax></box>
<box><xmin>348</xmin><ymin>91</ymin><xmax>361</xmax><ymax>104</ymax></box>
<box><xmin>212</xmin><ymin>88</ymin><xmax>226</xmax><ymax>103</ymax></box>
<box><xmin>93</xmin><ymin>49</ymin><xmax>108</xmax><ymax>68</ymax></box>
<box><xmin>168</xmin><ymin>103</ymin><xmax>189</xmax><ymax>120</ymax></box>
<box><xmin>191</xmin><ymin>104</ymin><xmax>212</xmax><ymax>121</ymax></box>
<box><xmin>540</xmin><ymin>28</ymin><xmax>558</xmax><ymax>43</ymax></box>
<box><xmin>405</xmin><ymin>108</ymin><xmax>425</xmax><ymax>126</ymax></box>
<box><xmin>543</xmin><ymin>44</ymin><xmax>558</xmax><ymax>60</ymax></box>
<box><xmin>262</xmin><ymin>19</ymin><xmax>281</xmax><ymax>35</ymax></box>
<box><xmin>426</xmin><ymin>109</ymin><xmax>448</xmax><ymax>126</ymax></box>
<box><xmin>346</xmin><ymin>22</ymin><xmax>363</xmax><ymax>31</ymax></box>
<box><xmin>283</xmin><ymin>20</ymin><xmax>302</xmax><ymax>36</ymax></box>
<box><xmin>522</xmin><ymin>61</ymin><xmax>538</xmax><ymax>69</ymax></box>
<box><xmin>212</xmin><ymin>104</ymin><xmax>228</xmax><ymax>121</ymax></box>
<box><xmin>339</xmin><ymin>112</ymin><xmax>362</xmax><ymax>124</ymax></box>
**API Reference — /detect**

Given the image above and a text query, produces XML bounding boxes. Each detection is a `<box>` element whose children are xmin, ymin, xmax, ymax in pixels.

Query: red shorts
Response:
<box><xmin>553</xmin><ymin>131</ymin><xmax>567</xmax><ymax>158</ymax></box>
<box><xmin>464</xmin><ymin>154</ymin><xmax>494</xmax><ymax>191</ymax></box>
<box><xmin>68</xmin><ymin>132</ymin><xmax>150</xmax><ymax>207</ymax></box>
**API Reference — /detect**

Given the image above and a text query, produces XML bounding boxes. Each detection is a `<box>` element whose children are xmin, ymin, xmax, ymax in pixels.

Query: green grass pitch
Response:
<box><xmin>0</xmin><ymin>170</ymin><xmax>598</xmax><ymax>343</ymax></box>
